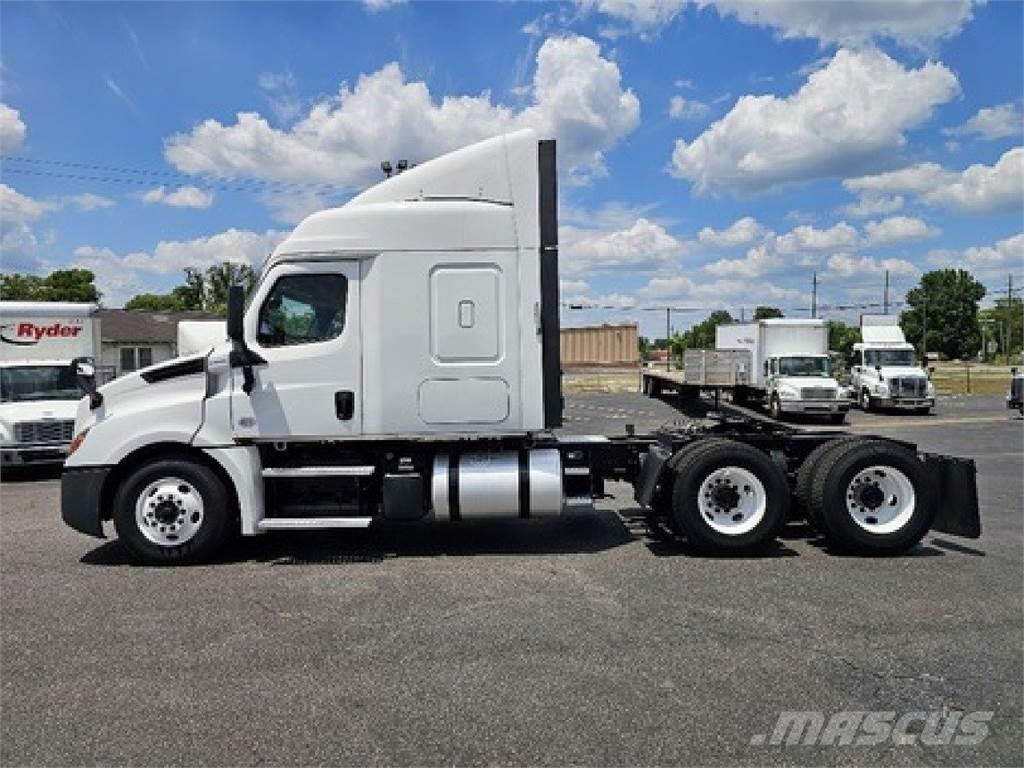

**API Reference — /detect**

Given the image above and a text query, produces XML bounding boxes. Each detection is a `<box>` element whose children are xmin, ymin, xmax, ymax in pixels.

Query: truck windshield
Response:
<box><xmin>777</xmin><ymin>357</ymin><xmax>831</xmax><ymax>377</ymax></box>
<box><xmin>864</xmin><ymin>349</ymin><xmax>916</xmax><ymax>367</ymax></box>
<box><xmin>0</xmin><ymin>366</ymin><xmax>81</xmax><ymax>403</ymax></box>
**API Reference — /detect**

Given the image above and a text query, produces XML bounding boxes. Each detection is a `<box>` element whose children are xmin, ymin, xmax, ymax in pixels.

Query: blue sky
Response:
<box><xmin>1</xmin><ymin>0</ymin><xmax>1021</xmax><ymax>338</ymax></box>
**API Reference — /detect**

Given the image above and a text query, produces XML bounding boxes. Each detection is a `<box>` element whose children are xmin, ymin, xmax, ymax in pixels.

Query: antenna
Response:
<box><xmin>380</xmin><ymin>161</ymin><xmax>393</xmax><ymax>179</ymax></box>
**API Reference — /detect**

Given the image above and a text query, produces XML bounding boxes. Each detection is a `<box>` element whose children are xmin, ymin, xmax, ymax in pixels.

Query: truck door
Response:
<box><xmin>230</xmin><ymin>260</ymin><xmax>361</xmax><ymax>441</ymax></box>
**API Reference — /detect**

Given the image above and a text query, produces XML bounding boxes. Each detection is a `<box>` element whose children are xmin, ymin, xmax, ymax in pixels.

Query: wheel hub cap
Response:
<box><xmin>846</xmin><ymin>465</ymin><xmax>915</xmax><ymax>535</ymax></box>
<box><xmin>697</xmin><ymin>466</ymin><xmax>767</xmax><ymax>536</ymax></box>
<box><xmin>134</xmin><ymin>477</ymin><xmax>205</xmax><ymax>547</ymax></box>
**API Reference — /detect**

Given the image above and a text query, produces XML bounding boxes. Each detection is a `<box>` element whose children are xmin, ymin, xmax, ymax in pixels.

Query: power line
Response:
<box><xmin>2</xmin><ymin>157</ymin><xmax>346</xmax><ymax>196</ymax></box>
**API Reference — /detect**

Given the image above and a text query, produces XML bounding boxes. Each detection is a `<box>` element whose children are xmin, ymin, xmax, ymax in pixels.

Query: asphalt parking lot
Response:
<box><xmin>2</xmin><ymin>394</ymin><xmax>1021</xmax><ymax>766</ymax></box>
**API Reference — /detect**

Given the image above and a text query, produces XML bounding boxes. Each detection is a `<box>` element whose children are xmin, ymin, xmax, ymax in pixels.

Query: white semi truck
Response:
<box><xmin>60</xmin><ymin>131</ymin><xmax>979</xmax><ymax>564</ymax></box>
<box><xmin>849</xmin><ymin>315</ymin><xmax>935</xmax><ymax>413</ymax></box>
<box><xmin>1</xmin><ymin>302</ymin><xmax>101</xmax><ymax>466</ymax></box>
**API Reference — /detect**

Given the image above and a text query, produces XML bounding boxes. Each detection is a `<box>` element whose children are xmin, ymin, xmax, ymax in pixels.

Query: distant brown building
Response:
<box><xmin>98</xmin><ymin>310</ymin><xmax>220</xmax><ymax>377</ymax></box>
<box><xmin>560</xmin><ymin>323</ymin><xmax>639</xmax><ymax>368</ymax></box>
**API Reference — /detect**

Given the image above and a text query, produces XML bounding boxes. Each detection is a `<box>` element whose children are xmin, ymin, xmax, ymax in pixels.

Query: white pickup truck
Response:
<box><xmin>849</xmin><ymin>315</ymin><xmax>935</xmax><ymax>414</ymax></box>
<box><xmin>1</xmin><ymin>302</ymin><xmax>101</xmax><ymax>466</ymax></box>
<box><xmin>59</xmin><ymin>131</ymin><xmax>979</xmax><ymax>564</ymax></box>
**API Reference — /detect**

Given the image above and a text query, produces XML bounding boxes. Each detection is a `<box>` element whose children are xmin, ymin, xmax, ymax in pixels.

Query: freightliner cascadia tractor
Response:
<box><xmin>61</xmin><ymin>131</ymin><xmax>980</xmax><ymax>564</ymax></box>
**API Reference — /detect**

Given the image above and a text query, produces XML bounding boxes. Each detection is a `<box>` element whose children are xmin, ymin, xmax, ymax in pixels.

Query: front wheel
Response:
<box><xmin>808</xmin><ymin>441</ymin><xmax>935</xmax><ymax>554</ymax></box>
<box><xmin>669</xmin><ymin>439</ymin><xmax>788</xmax><ymax>554</ymax></box>
<box><xmin>113</xmin><ymin>456</ymin><xmax>231</xmax><ymax>565</ymax></box>
<box><xmin>829</xmin><ymin>413</ymin><xmax>847</xmax><ymax>425</ymax></box>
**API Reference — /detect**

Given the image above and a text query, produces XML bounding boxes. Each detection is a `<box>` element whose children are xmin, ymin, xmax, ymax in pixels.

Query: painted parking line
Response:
<box><xmin>843</xmin><ymin>415</ymin><xmax>1022</xmax><ymax>429</ymax></box>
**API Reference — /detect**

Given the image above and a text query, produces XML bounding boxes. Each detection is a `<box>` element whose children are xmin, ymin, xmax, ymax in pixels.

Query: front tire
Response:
<box><xmin>808</xmin><ymin>441</ymin><xmax>935</xmax><ymax>555</ymax></box>
<box><xmin>669</xmin><ymin>439</ymin><xmax>788</xmax><ymax>554</ymax></box>
<box><xmin>113</xmin><ymin>456</ymin><xmax>231</xmax><ymax>565</ymax></box>
<box><xmin>829</xmin><ymin>413</ymin><xmax>847</xmax><ymax>425</ymax></box>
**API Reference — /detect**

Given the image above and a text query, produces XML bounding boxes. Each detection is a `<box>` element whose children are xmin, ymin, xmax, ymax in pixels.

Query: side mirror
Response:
<box><xmin>227</xmin><ymin>284</ymin><xmax>245</xmax><ymax>342</ymax></box>
<box><xmin>70</xmin><ymin>356</ymin><xmax>103</xmax><ymax>410</ymax></box>
<box><xmin>875</xmin><ymin>365</ymin><xmax>882</xmax><ymax>373</ymax></box>
<box><xmin>1012</xmin><ymin>367</ymin><xmax>1018</xmax><ymax>375</ymax></box>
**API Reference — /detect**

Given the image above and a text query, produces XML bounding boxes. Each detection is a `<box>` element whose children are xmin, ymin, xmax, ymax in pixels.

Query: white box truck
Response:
<box><xmin>850</xmin><ymin>315</ymin><xmax>934</xmax><ymax>413</ymax></box>
<box><xmin>716</xmin><ymin>319</ymin><xmax>849</xmax><ymax>423</ymax></box>
<box><xmin>1</xmin><ymin>301</ymin><xmax>101</xmax><ymax>466</ymax></box>
<box><xmin>59</xmin><ymin>131</ymin><xmax>979</xmax><ymax>564</ymax></box>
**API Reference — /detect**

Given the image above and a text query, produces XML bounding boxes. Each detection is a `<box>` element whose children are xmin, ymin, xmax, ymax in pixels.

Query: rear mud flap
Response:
<box><xmin>924</xmin><ymin>454</ymin><xmax>981</xmax><ymax>539</ymax></box>
<box><xmin>634</xmin><ymin>445</ymin><xmax>671</xmax><ymax>507</ymax></box>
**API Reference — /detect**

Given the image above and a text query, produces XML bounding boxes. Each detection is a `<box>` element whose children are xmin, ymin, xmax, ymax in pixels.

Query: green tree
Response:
<box><xmin>0</xmin><ymin>269</ymin><xmax>101</xmax><ymax>302</ymax></box>
<box><xmin>979</xmin><ymin>296</ymin><xmax>1024</xmax><ymax>359</ymax></box>
<box><xmin>827</xmin><ymin>319</ymin><xmax>861</xmax><ymax>357</ymax></box>
<box><xmin>124</xmin><ymin>293</ymin><xmax>187</xmax><ymax>312</ymax></box>
<box><xmin>123</xmin><ymin>261</ymin><xmax>257</xmax><ymax>315</ymax></box>
<box><xmin>679</xmin><ymin>310</ymin><xmax>733</xmax><ymax>350</ymax></box>
<box><xmin>900</xmin><ymin>269</ymin><xmax>986</xmax><ymax>360</ymax></box>
<box><xmin>752</xmin><ymin>306</ymin><xmax>784</xmax><ymax>320</ymax></box>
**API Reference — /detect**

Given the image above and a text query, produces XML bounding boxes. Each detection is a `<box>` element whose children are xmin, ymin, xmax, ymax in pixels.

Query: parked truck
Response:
<box><xmin>716</xmin><ymin>319</ymin><xmax>849</xmax><ymax>423</ymax></box>
<box><xmin>1</xmin><ymin>302</ymin><xmax>101</xmax><ymax>466</ymax></box>
<box><xmin>850</xmin><ymin>315</ymin><xmax>935</xmax><ymax>413</ymax></box>
<box><xmin>60</xmin><ymin>131</ymin><xmax>979</xmax><ymax>564</ymax></box>
<box><xmin>642</xmin><ymin>320</ymin><xmax>849</xmax><ymax>424</ymax></box>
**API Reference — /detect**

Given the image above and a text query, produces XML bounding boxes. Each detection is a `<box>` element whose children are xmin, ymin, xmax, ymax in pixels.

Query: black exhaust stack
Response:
<box><xmin>538</xmin><ymin>139</ymin><xmax>562</xmax><ymax>429</ymax></box>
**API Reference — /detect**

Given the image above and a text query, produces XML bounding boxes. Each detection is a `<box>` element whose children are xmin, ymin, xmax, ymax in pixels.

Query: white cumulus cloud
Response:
<box><xmin>668</xmin><ymin>95</ymin><xmax>710</xmax><ymax>120</ymax></box>
<box><xmin>775</xmin><ymin>222</ymin><xmax>860</xmax><ymax>254</ymax></box>
<box><xmin>0</xmin><ymin>183</ymin><xmax>56</xmax><ymax>222</ymax></box>
<box><xmin>164</xmin><ymin>35</ymin><xmax>639</xmax><ymax>188</ymax></box>
<box><xmin>700</xmin><ymin>0</ymin><xmax>979</xmax><ymax>49</ymax></box>
<box><xmin>944</xmin><ymin>102</ymin><xmax>1024</xmax><ymax>141</ymax></box>
<box><xmin>561</xmin><ymin>217</ymin><xmax>689</xmax><ymax>275</ymax></box>
<box><xmin>141</xmin><ymin>185</ymin><xmax>215</xmax><ymax>209</ymax></box>
<box><xmin>862</xmin><ymin>216</ymin><xmax>939</xmax><ymax>247</ymax></box>
<box><xmin>827</xmin><ymin>252</ymin><xmax>918</xmax><ymax>278</ymax></box>
<box><xmin>0</xmin><ymin>103</ymin><xmax>26</xmax><ymax>154</ymax></box>
<box><xmin>845</xmin><ymin>147</ymin><xmax>1024</xmax><ymax>214</ymax></box>
<box><xmin>698</xmin><ymin>216</ymin><xmax>769</xmax><ymax>248</ymax></box>
<box><xmin>842</xmin><ymin>193</ymin><xmax>904</xmax><ymax>219</ymax></box>
<box><xmin>671</xmin><ymin>48</ymin><xmax>959</xmax><ymax>195</ymax></box>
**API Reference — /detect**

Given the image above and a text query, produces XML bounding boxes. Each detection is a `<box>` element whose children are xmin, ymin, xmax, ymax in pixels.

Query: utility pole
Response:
<box><xmin>740</xmin><ymin>306</ymin><xmax>745</xmax><ymax>322</ymax></box>
<box><xmin>811</xmin><ymin>272</ymin><xmax>817</xmax><ymax>319</ymax></box>
<box><xmin>883</xmin><ymin>270</ymin><xmax>889</xmax><ymax>314</ymax></box>
<box><xmin>922</xmin><ymin>291</ymin><xmax>928</xmax><ymax>363</ymax></box>
<box><xmin>665</xmin><ymin>307</ymin><xmax>671</xmax><ymax>371</ymax></box>
<box><xmin>1008</xmin><ymin>274</ymin><xmax>1014</xmax><ymax>358</ymax></box>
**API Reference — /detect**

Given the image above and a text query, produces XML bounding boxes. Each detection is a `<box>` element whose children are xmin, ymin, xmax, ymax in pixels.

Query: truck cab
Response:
<box><xmin>762</xmin><ymin>353</ymin><xmax>847</xmax><ymax>423</ymax></box>
<box><xmin>849</xmin><ymin>316</ymin><xmax>934</xmax><ymax>414</ymax></box>
<box><xmin>0</xmin><ymin>302</ymin><xmax>101</xmax><ymax>466</ymax></box>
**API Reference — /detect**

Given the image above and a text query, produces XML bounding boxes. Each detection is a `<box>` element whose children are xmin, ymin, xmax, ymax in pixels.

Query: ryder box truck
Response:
<box><xmin>60</xmin><ymin>131</ymin><xmax>979</xmax><ymax>564</ymax></box>
<box><xmin>1</xmin><ymin>302</ymin><xmax>101</xmax><ymax>466</ymax></box>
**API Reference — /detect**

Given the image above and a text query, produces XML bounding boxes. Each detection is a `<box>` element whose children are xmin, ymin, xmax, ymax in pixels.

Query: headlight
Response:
<box><xmin>874</xmin><ymin>382</ymin><xmax>890</xmax><ymax>395</ymax></box>
<box><xmin>778</xmin><ymin>386</ymin><xmax>799</xmax><ymax>400</ymax></box>
<box><xmin>67</xmin><ymin>429</ymin><xmax>89</xmax><ymax>456</ymax></box>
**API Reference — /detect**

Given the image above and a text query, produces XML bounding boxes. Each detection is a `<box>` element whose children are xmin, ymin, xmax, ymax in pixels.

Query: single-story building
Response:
<box><xmin>98</xmin><ymin>310</ymin><xmax>221</xmax><ymax>377</ymax></box>
<box><xmin>560</xmin><ymin>322</ymin><xmax>639</xmax><ymax>368</ymax></box>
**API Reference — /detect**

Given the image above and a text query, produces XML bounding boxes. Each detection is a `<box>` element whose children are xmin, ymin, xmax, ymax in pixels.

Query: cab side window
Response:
<box><xmin>257</xmin><ymin>274</ymin><xmax>348</xmax><ymax>347</ymax></box>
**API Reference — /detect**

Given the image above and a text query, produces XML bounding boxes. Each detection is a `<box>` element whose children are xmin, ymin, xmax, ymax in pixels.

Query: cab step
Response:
<box><xmin>261</xmin><ymin>466</ymin><xmax>375</xmax><ymax>478</ymax></box>
<box><xmin>258</xmin><ymin>517</ymin><xmax>374</xmax><ymax>530</ymax></box>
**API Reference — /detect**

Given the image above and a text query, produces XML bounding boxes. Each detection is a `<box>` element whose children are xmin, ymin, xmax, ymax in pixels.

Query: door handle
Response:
<box><xmin>335</xmin><ymin>391</ymin><xmax>355</xmax><ymax>421</ymax></box>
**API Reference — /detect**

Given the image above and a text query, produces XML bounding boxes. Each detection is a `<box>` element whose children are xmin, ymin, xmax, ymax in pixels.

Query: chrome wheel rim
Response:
<box><xmin>846</xmin><ymin>465</ymin><xmax>915</xmax><ymax>534</ymax></box>
<box><xmin>697</xmin><ymin>466</ymin><xmax>766</xmax><ymax>535</ymax></box>
<box><xmin>135</xmin><ymin>476</ymin><xmax>204</xmax><ymax>547</ymax></box>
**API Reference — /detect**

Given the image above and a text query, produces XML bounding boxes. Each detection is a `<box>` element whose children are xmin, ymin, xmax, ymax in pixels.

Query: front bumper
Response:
<box><xmin>61</xmin><ymin>466</ymin><xmax>111</xmax><ymax>538</ymax></box>
<box><xmin>1</xmin><ymin>443</ymin><xmax>69</xmax><ymax>466</ymax></box>
<box><xmin>875</xmin><ymin>396</ymin><xmax>935</xmax><ymax>409</ymax></box>
<box><xmin>779</xmin><ymin>400</ymin><xmax>849</xmax><ymax>414</ymax></box>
